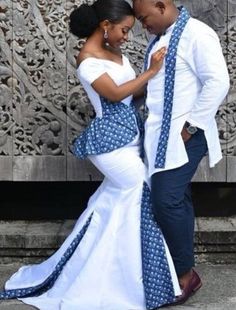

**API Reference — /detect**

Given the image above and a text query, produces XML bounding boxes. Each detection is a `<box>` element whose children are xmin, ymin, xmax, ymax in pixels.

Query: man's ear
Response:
<box><xmin>155</xmin><ymin>1</ymin><xmax>166</xmax><ymax>14</ymax></box>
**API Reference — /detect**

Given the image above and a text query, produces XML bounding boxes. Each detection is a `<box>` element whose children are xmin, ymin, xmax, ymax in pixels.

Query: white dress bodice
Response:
<box><xmin>77</xmin><ymin>55</ymin><xmax>136</xmax><ymax>117</ymax></box>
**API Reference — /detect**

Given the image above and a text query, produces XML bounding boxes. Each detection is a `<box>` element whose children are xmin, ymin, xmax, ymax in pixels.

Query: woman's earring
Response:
<box><xmin>104</xmin><ymin>29</ymin><xmax>109</xmax><ymax>46</ymax></box>
<box><xmin>104</xmin><ymin>29</ymin><xmax>108</xmax><ymax>39</ymax></box>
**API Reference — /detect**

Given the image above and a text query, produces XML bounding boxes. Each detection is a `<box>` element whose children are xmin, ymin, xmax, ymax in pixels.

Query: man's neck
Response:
<box><xmin>167</xmin><ymin>6</ymin><xmax>180</xmax><ymax>29</ymax></box>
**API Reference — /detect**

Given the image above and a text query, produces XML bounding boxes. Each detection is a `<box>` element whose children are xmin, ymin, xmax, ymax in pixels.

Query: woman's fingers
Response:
<box><xmin>152</xmin><ymin>47</ymin><xmax>167</xmax><ymax>60</ymax></box>
<box><xmin>149</xmin><ymin>46</ymin><xmax>167</xmax><ymax>73</ymax></box>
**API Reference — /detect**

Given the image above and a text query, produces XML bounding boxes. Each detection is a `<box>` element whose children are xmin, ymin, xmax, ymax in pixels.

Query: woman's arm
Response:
<box><xmin>133</xmin><ymin>85</ymin><xmax>146</xmax><ymax>99</ymax></box>
<box><xmin>91</xmin><ymin>47</ymin><xmax>166</xmax><ymax>102</ymax></box>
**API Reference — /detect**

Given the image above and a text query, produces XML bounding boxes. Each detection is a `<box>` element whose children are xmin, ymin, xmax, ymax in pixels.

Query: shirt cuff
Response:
<box><xmin>187</xmin><ymin>118</ymin><xmax>206</xmax><ymax>131</ymax></box>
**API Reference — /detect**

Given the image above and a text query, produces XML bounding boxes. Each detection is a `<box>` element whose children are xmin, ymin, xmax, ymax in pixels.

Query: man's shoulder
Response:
<box><xmin>185</xmin><ymin>17</ymin><xmax>218</xmax><ymax>38</ymax></box>
<box><xmin>187</xmin><ymin>17</ymin><xmax>216</xmax><ymax>33</ymax></box>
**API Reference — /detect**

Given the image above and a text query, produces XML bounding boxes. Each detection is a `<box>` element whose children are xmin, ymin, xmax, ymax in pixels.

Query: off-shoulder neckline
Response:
<box><xmin>77</xmin><ymin>54</ymin><xmax>126</xmax><ymax>69</ymax></box>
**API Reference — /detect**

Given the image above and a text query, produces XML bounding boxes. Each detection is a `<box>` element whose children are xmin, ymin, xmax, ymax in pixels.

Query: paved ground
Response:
<box><xmin>0</xmin><ymin>263</ymin><xmax>235</xmax><ymax>309</ymax></box>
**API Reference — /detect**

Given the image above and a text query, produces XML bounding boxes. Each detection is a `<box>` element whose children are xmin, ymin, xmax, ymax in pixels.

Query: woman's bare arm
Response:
<box><xmin>91</xmin><ymin>47</ymin><xmax>166</xmax><ymax>102</ymax></box>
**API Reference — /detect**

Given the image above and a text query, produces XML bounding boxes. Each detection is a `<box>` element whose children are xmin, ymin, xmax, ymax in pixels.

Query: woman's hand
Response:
<box><xmin>149</xmin><ymin>47</ymin><xmax>166</xmax><ymax>75</ymax></box>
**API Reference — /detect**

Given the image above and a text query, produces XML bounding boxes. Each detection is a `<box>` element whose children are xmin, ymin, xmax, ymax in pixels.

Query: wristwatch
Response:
<box><xmin>185</xmin><ymin>122</ymin><xmax>198</xmax><ymax>135</ymax></box>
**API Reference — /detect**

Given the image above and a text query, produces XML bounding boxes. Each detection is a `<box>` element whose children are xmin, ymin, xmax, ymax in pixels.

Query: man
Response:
<box><xmin>133</xmin><ymin>0</ymin><xmax>230</xmax><ymax>304</ymax></box>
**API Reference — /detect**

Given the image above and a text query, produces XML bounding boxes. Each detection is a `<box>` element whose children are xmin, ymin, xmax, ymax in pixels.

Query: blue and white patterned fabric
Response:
<box><xmin>155</xmin><ymin>7</ymin><xmax>190</xmax><ymax>168</ymax></box>
<box><xmin>144</xmin><ymin>7</ymin><xmax>190</xmax><ymax>169</ymax></box>
<box><xmin>141</xmin><ymin>183</ymin><xmax>175</xmax><ymax>309</ymax></box>
<box><xmin>73</xmin><ymin>96</ymin><xmax>144</xmax><ymax>158</ymax></box>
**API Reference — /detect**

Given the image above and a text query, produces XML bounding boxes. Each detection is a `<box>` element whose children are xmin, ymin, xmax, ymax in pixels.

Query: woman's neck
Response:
<box><xmin>85</xmin><ymin>31</ymin><xmax>121</xmax><ymax>56</ymax></box>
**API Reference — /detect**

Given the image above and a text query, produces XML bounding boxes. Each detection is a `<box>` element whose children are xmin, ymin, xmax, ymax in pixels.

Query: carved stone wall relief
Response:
<box><xmin>0</xmin><ymin>0</ymin><xmax>235</xmax><ymax>181</ymax></box>
<box><xmin>0</xmin><ymin>0</ymin><xmax>13</xmax><ymax>179</ymax></box>
<box><xmin>226</xmin><ymin>0</ymin><xmax>236</xmax><ymax>181</ymax></box>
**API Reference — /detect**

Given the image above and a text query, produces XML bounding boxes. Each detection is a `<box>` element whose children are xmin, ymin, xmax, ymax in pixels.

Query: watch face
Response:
<box><xmin>187</xmin><ymin>125</ymin><xmax>198</xmax><ymax>135</ymax></box>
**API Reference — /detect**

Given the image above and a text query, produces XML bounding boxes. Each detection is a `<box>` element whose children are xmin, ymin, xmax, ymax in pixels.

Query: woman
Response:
<box><xmin>0</xmin><ymin>0</ymin><xmax>181</xmax><ymax>309</ymax></box>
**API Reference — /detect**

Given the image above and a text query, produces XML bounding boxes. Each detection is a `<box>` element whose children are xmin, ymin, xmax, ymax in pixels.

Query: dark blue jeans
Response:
<box><xmin>151</xmin><ymin>129</ymin><xmax>208</xmax><ymax>277</ymax></box>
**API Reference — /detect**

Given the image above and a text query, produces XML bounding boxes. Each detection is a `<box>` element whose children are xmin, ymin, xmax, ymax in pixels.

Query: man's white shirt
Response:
<box><xmin>144</xmin><ymin>17</ymin><xmax>230</xmax><ymax>177</ymax></box>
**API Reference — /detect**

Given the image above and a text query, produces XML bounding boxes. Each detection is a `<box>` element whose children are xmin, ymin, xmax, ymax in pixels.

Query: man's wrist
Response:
<box><xmin>185</xmin><ymin>122</ymin><xmax>198</xmax><ymax>135</ymax></box>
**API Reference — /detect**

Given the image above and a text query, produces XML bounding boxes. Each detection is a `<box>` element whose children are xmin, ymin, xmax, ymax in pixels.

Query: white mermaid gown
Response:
<box><xmin>1</xmin><ymin>56</ymin><xmax>181</xmax><ymax>309</ymax></box>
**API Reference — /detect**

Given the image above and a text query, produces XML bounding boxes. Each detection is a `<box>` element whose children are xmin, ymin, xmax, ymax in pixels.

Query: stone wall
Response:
<box><xmin>0</xmin><ymin>0</ymin><xmax>235</xmax><ymax>181</ymax></box>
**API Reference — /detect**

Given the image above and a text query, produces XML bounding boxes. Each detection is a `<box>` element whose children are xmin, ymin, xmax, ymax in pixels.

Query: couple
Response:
<box><xmin>0</xmin><ymin>0</ymin><xmax>229</xmax><ymax>309</ymax></box>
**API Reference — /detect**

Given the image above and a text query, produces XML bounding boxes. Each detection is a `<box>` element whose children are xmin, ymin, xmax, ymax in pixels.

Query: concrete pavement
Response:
<box><xmin>0</xmin><ymin>263</ymin><xmax>235</xmax><ymax>309</ymax></box>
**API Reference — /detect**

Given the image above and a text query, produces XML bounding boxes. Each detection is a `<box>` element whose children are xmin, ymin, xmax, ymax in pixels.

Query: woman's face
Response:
<box><xmin>106</xmin><ymin>15</ymin><xmax>135</xmax><ymax>48</ymax></box>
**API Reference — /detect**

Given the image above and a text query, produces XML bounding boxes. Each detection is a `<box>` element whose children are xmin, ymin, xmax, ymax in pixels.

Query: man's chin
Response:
<box><xmin>147</xmin><ymin>28</ymin><xmax>160</xmax><ymax>36</ymax></box>
<box><xmin>147</xmin><ymin>28</ymin><xmax>154</xmax><ymax>34</ymax></box>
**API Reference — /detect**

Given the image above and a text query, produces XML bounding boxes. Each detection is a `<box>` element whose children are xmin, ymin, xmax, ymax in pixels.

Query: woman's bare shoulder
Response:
<box><xmin>76</xmin><ymin>51</ymin><xmax>95</xmax><ymax>66</ymax></box>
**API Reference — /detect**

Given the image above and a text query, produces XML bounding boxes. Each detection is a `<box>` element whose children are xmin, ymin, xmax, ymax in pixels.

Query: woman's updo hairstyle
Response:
<box><xmin>69</xmin><ymin>0</ymin><xmax>134</xmax><ymax>38</ymax></box>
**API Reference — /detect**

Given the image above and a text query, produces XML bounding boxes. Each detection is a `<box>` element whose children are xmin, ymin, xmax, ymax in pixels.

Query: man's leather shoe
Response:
<box><xmin>157</xmin><ymin>269</ymin><xmax>202</xmax><ymax>308</ymax></box>
<box><xmin>173</xmin><ymin>269</ymin><xmax>202</xmax><ymax>305</ymax></box>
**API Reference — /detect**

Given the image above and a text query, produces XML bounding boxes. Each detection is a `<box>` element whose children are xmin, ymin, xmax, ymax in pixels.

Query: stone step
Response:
<box><xmin>0</xmin><ymin>217</ymin><xmax>235</xmax><ymax>264</ymax></box>
<box><xmin>0</xmin><ymin>220</ymin><xmax>75</xmax><ymax>263</ymax></box>
<box><xmin>195</xmin><ymin>217</ymin><xmax>236</xmax><ymax>264</ymax></box>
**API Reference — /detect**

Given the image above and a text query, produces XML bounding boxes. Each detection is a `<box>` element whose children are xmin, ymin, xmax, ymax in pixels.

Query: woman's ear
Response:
<box><xmin>100</xmin><ymin>19</ymin><xmax>110</xmax><ymax>31</ymax></box>
<box><xmin>100</xmin><ymin>19</ymin><xmax>110</xmax><ymax>29</ymax></box>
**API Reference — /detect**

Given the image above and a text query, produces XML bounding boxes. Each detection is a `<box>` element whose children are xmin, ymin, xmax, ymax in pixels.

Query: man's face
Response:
<box><xmin>133</xmin><ymin>0</ymin><xmax>167</xmax><ymax>35</ymax></box>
